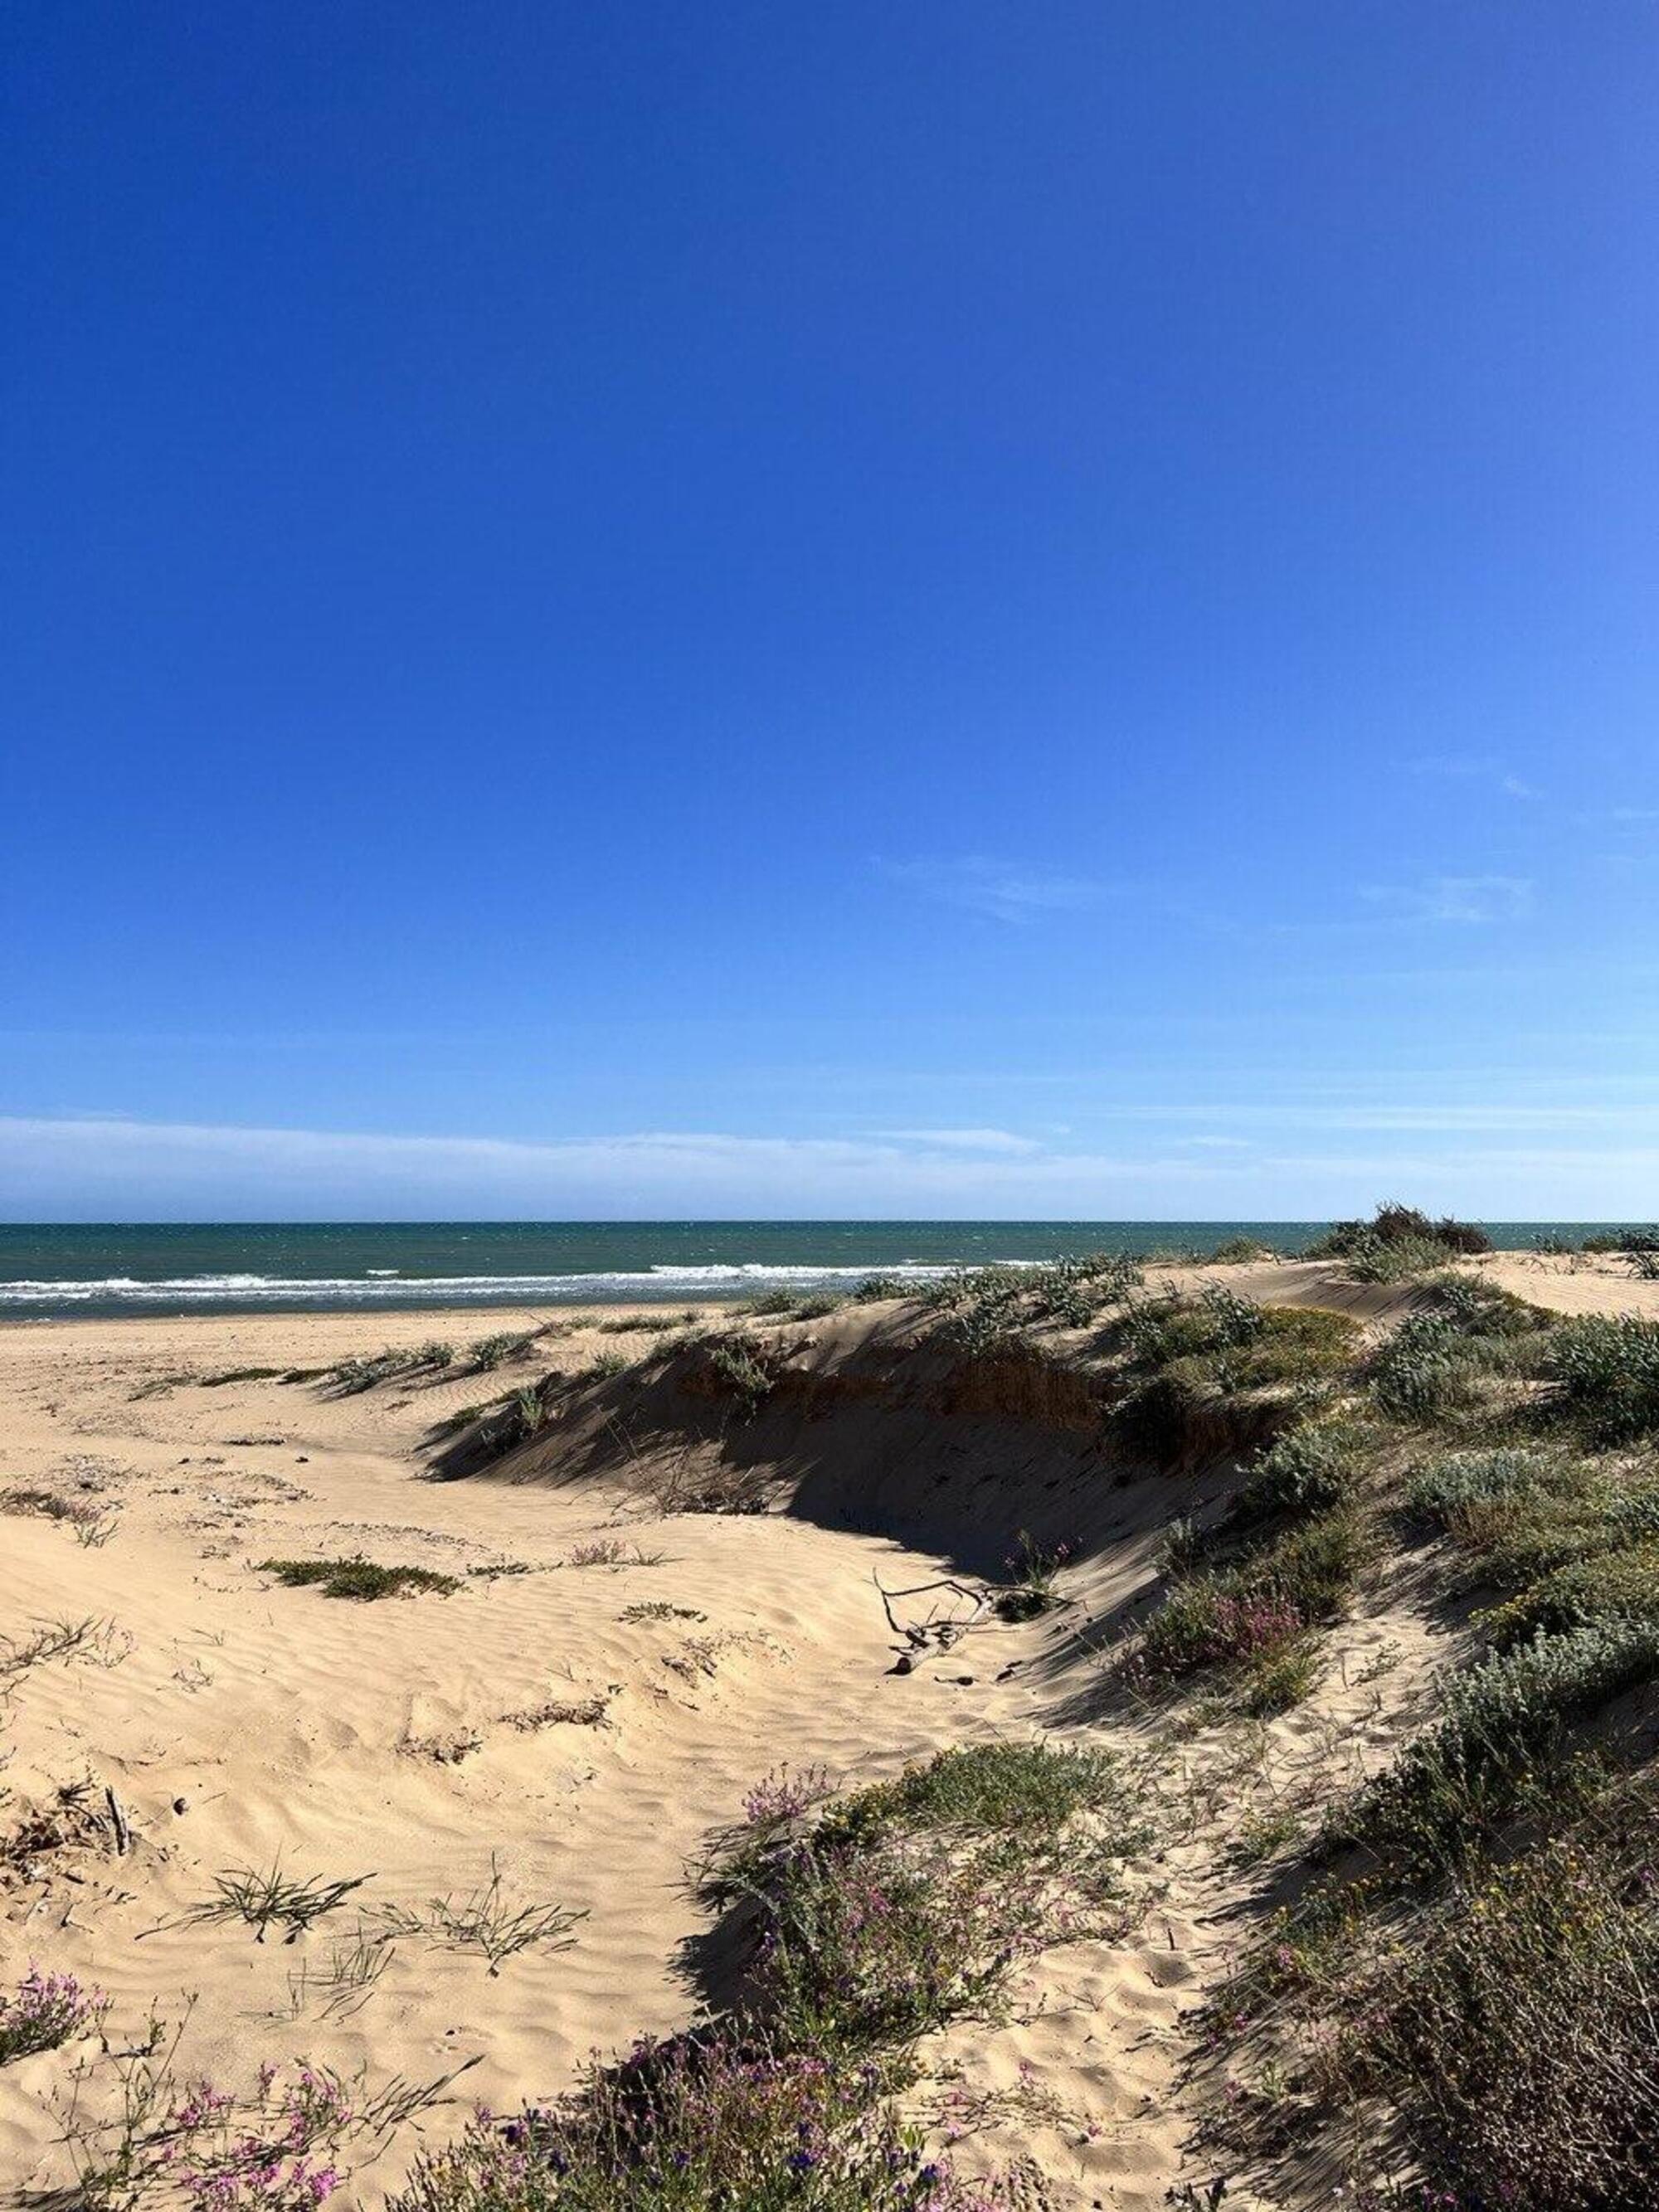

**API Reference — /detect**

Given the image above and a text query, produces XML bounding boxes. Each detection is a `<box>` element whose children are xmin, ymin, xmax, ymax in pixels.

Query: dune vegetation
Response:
<box><xmin>4</xmin><ymin>1206</ymin><xmax>1659</xmax><ymax>2208</ymax></box>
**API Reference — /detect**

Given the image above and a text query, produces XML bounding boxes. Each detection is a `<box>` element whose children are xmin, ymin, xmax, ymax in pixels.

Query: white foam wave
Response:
<box><xmin>0</xmin><ymin>1260</ymin><xmax>974</xmax><ymax>1307</ymax></box>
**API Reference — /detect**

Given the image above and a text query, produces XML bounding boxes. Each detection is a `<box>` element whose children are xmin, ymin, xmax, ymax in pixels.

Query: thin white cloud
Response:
<box><xmin>0</xmin><ymin>1114</ymin><xmax>1218</xmax><ymax>1221</ymax></box>
<box><xmin>1360</xmin><ymin>875</ymin><xmax>1533</xmax><ymax>926</ymax></box>
<box><xmin>7</xmin><ymin>1110</ymin><xmax>1658</xmax><ymax>1223</ymax></box>
<box><xmin>1402</xmin><ymin>758</ymin><xmax>1541</xmax><ymax>802</ymax></box>
<box><xmin>873</xmin><ymin>1128</ymin><xmax>1043</xmax><ymax>1155</ymax></box>
<box><xmin>878</xmin><ymin>857</ymin><xmax>1112</xmax><ymax>925</ymax></box>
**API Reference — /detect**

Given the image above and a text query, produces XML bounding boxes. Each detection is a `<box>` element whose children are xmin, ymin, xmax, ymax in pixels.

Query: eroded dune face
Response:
<box><xmin>2</xmin><ymin>1250</ymin><xmax>1657</xmax><ymax>2210</ymax></box>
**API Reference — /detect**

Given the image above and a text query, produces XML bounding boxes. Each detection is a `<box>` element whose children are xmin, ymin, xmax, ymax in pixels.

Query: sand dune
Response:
<box><xmin>1</xmin><ymin>1253</ymin><xmax>1654</xmax><ymax>2207</ymax></box>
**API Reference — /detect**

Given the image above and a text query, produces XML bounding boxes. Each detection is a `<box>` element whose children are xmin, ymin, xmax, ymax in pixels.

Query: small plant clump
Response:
<box><xmin>1139</xmin><ymin>1504</ymin><xmax>1369</xmax><ymax>1704</ymax></box>
<box><xmin>256</xmin><ymin>1557</ymin><xmax>460</xmax><ymax>1601</ymax></box>
<box><xmin>0</xmin><ymin>1964</ymin><xmax>105</xmax><ymax>2062</ymax></box>
<box><xmin>1546</xmin><ymin>1312</ymin><xmax>1659</xmax><ymax>1443</ymax></box>
<box><xmin>469</xmin><ymin>1329</ymin><xmax>542</xmax><ymax>1371</ymax></box>
<box><xmin>705</xmin><ymin>1741</ymin><xmax>1148</xmax><ymax>2053</ymax></box>
<box><xmin>707</xmin><ymin>1339</ymin><xmax>783</xmax><ymax>1417</ymax></box>
<box><xmin>993</xmin><ymin>1531</ymin><xmax>1073</xmax><ymax>1621</ymax></box>
<box><xmin>187</xmin><ymin>1864</ymin><xmax>377</xmax><ymax>1942</ymax></box>
<box><xmin>376</xmin><ymin>1857</ymin><xmax>584</xmax><ymax>1976</ymax></box>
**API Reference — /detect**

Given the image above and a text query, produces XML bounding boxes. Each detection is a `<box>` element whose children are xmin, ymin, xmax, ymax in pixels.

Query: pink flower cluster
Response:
<box><xmin>0</xmin><ymin>1965</ymin><xmax>105</xmax><ymax>2062</ymax></box>
<box><xmin>742</xmin><ymin>1765</ymin><xmax>832</xmax><ymax>1826</ymax></box>
<box><xmin>168</xmin><ymin>2067</ymin><xmax>350</xmax><ymax>2212</ymax></box>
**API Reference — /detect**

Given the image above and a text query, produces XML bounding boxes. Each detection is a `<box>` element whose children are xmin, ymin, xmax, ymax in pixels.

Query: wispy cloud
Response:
<box><xmin>1360</xmin><ymin>875</ymin><xmax>1533</xmax><ymax>926</ymax></box>
<box><xmin>1402</xmin><ymin>756</ymin><xmax>1541</xmax><ymax>802</ymax></box>
<box><xmin>3</xmin><ymin>1111</ymin><xmax>1657</xmax><ymax>1220</ymax></box>
<box><xmin>0</xmin><ymin>1114</ymin><xmax>1209</xmax><ymax>1220</ymax></box>
<box><xmin>878</xmin><ymin>857</ymin><xmax>1112</xmax><ymax>924</ymax></box>
<box><xmin>873</xmin><ymin>1127</ymin><xmax>1043</xmax><ymax>1155</ymax></box>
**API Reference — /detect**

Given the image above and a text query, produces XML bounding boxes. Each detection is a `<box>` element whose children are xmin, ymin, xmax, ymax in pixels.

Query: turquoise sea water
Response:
<box><xmin>0</xmin><ymin>1220</ymin><xmax>1627</xmax><ymax>1320</ymax></box>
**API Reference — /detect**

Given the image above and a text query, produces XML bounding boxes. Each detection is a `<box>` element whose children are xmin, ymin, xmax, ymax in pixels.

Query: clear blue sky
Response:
<box><xmin>3</xmin><ymin>2</ymin><xmax>1657</xmax><ymax>1220</ymax></box>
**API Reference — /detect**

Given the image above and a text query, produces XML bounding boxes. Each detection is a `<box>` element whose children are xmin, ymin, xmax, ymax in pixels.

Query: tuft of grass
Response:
<box><xmin>257</xmin><ymin>1556</ymin><xmax>460</xmax><ymax>1600</ymax></box>
<box><xmin>469</xmin><ymin>1329</ymin><xmax>542</xmax><ymax>1371</ymax></box>
<box><xmin>2</xmin><ymin>1487</ymin><xmax>108</xmax><ymax>1531</ymax></box>
<box><xmin>597</xmin><ymin>1314</ymin><xmax>679</xmax><ymax>1334</ymax></box>
<box><xmin>376</xmin><ymin>1856</ymin><xmax>584</xmax><ymax>1975</ymax></box>
<box><xmin>565</xmin><ymin>1539</ymin><xmax>665</xmax><ymax>1568</ymax></box>
<box><xmin>187</xmin><ymin>1862</ymin><xmax>376</xmax><ymax>1942</ymax></box>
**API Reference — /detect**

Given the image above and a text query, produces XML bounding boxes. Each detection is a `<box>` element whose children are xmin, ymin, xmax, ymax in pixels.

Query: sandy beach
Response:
<box><xmin>2</xmin><ymin>1253</ymin><xmax>1657</xmax><ymax>2208</ymax></box>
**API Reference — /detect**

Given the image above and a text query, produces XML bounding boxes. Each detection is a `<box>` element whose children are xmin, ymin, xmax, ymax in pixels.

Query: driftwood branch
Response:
<box><xmin>872</xmin><ymin>1572</ymin><xmax>987</xmax><ymax>1651</ymax></box>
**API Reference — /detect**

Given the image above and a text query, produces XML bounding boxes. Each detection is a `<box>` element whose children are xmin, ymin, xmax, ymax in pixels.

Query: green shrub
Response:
<box><xmin>1407</xmin><ymin>1446</ymin><xmax>1561</xmax><ymax>1524</ymax></box>
<box><xmin>1480</xmin><ymin>1540</ymin><xmax>1659</xmax><ymax>1647</ymax></box>
<box><xmin>1547</xmin><ymin>1314</ymin><xmax>1659</xmax><ymax>1442</ymax></box>
<box><xmin>1140</xmin><ymin>1509</ymin><xmax>1366</xmax><ymax>1681</ymax></box>
<box><xmin>256</xmin><ymin>1556</ymin><xmax>460</xmax><ymax>1600</ymax></box>
<box><xmin>392</xmin><ymin>2032</ymin><xmax>1043</xmax><ymax>2212</ymax></box>
<box><xmin>577</xmin><ymin>1349</ymin><xmax>630</xmax><ymax>1383</ymax></box>
<box><xmin>1423</xmin><ymin>1272</ymin><xmax>1547</xmax><ymax>1339</ymax></box>
<box><xmin>1228</xmin><ymin>1423</ymin><xmax>1357</xmax><ymax>1528</ymax></box>
<box><xmin>1207</xmin><ymin>1236</ymin><xmax>1277</xmax><ymax>1263</ymax></box>
<box><xmin>1369</xmin><ymin>1313</ymin><xmax>1470</xmax><ymax>1422</ymax></box>
<box><xmin>1354</xmin><ymin>1824</ymin><xmax>1659</xmax><ymax>2210</ymax></box>
<box><xmin>711</xmin><ymin>1743</ymin><xmax>1148</xmax><ymax>2051</ymax></box>
<box><xmin>1338</xmin><ymin>1621</ymin><xmax>1659</xmax><ymax>1874</ymax></box>
<box><xmin>708</xmin><ymin>1339</ymin><xmax>781</xmax><ymax>1416</ymax></box>
<box><xmin>469</xmin><ymin>1330</ymin><xmax>540</xmax><ymax>1371</ymax></box>
<box><xmin>1212</xmin><ymin>1305</ymin><xmax>1358</xmax><ymax>1390</ymax></box>
<box><xmin>1310</xmin><ymin>1203</ymin><xmax>1493</xmax><ymax>1267</ymax></box>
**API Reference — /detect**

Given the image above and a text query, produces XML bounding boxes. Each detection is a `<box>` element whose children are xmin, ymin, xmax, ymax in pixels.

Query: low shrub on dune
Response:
<box><xmin>1308</xmin><ymin>1200</ymin><xmax>1493</xmax><ymax>1281</ymax></box>
<box><xmin>1339</xmin><ymin>1796</ymin><xmax>1659</xmax><ymax>2212</ymax></box>
<box><xmin>394</xmin><ymin>2035</ymin><xmax>1042</xmax><ymax>2211</ymax></box>
<box><xmin>396</xmin><ymin>1744</ymin><xmax>1132</xmax><ymax>2211</ymax></box>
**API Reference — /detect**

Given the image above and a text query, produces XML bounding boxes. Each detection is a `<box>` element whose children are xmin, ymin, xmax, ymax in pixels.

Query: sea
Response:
<box><xmin>0</xmin><ymin>1221</ymin><xmax>1622</xmax><ymax>1321</ymax></box>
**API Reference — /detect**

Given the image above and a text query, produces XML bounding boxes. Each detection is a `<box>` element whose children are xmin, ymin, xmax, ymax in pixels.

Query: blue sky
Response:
<box><xmin>3</xmin><ymin>2</ymin><xmax>1657</xmax><ymax>1221</ymax></box>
